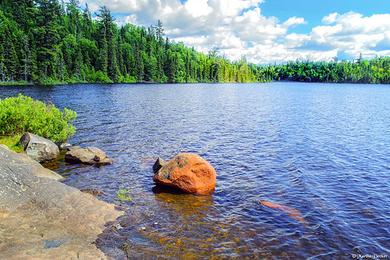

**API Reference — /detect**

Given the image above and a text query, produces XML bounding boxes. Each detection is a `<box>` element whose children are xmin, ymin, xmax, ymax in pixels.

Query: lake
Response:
<box><xmin>1</xmin><ymin>82</ymin><xmax>389</xmax><ymax>259</ymax></box>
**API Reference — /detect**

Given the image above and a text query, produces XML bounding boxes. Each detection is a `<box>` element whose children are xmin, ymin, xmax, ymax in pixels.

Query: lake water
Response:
<box><xmin>1</xmin><ymin>83</ymin><xmax>389</xmax><ymax>259</ymax></box>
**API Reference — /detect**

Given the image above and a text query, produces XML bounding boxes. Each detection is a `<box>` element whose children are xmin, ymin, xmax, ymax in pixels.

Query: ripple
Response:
<box><xmin>1</xmin><ymin>83</ymin><xmax>390</xmax><ymax>258</ymax></box>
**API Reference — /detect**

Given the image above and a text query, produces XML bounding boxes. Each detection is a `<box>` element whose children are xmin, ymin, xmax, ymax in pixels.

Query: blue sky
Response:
<box><xmin>261</xmin><ymin>0</ymin><xmax>390</xmax><ymax>33</ymax></box>
<box><xmin>79</xmin><ymin>0</ymin><xmax>390</xmax><ymax>64</ymax></box>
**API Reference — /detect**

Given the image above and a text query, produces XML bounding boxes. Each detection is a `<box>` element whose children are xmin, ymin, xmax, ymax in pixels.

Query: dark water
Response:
<box><xmin>1</xmin><ymin>83</ymin><xmax>389</xmax><ymax>259</ymax></box>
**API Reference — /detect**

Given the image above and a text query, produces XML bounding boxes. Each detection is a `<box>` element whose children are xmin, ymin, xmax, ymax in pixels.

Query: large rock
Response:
<box><xmin>20</xmin><ymin>132</ymin><xmax>60</xmax><ymax>162</ymax></box>
<box><xmin>0</xmin><ymin>145</ymin><xmax>123</xmax><ymax>259</ymax></box>
<box><xmin>153</xmin><ymin>153</ymin><xmax>217</xmax><ymax>195</ymax></box>
<box><xmin>65</xmin><ymin>147</ymin><xmax>113</xmax><ymax>165</ymax></box>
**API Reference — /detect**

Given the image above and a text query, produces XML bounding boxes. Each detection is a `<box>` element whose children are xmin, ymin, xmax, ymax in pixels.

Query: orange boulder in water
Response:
<box><xmin>153</xmin><ymin>153</ymin><xmax>217</xmax><ymax>195</ymax></box>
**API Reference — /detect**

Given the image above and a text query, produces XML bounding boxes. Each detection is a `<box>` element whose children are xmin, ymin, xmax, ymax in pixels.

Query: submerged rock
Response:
<box><xmin>153</xmin><ymin>157</ymin><xmax>166</xmax><ymax>173</ymax></box>
<box><xmin>153</xmin><ymin>153</ymin><xmax>216</xmax><ymax>195</ymax></box>
<box><xmin>20</xmin><ymin>132</ymin><xmax>60</xmax><ymax>162</ymax></box>
<box><xmin>65</xmin><ymin>147</ymin><xmax>113</xmax><ymax>165</ymax></box>
<box><xmin>260</xmin><ymin>200</ymin><xmax>306</xmax><ymax>223</ymax></box>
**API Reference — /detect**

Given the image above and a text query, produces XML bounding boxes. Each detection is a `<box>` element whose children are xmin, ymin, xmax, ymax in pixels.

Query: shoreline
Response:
<box><xmin>0</xmin><ymin>80</ymin><xmax>388</xmax><ymax>87</ymax></box>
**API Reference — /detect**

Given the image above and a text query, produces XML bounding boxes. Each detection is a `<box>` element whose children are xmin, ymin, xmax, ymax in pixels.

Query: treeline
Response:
<box><xmin>269</xmin><ymin>57</ymin><xmax>390</xmax><ymax>84</ymax></box>
<box><xmin>0</xmin><ymin>0</ymin><xmax>389</xmax><ymax>85</ymax></box>
<box><xmin>0</xmin><ymin>0</ymin><xmax>258</xmax><ymax>84</ymax></box>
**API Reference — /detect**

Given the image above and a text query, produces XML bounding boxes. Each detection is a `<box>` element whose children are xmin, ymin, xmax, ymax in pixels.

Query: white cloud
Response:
<box><xmin>184</xmin><ymin>0</ymin><xmax>212</xmax><ymax>17</ymax></box>
<box><xmin>305</xmin><ymin>12</ymin><xmax>390</xmax><ymax>60</ymax></box>
<box><xmin>80</xmin><ymin>0</ymin><xmax>390</xmax><ymax>64</ymax></box>
<box><xmin>322</xmin><ymin>13</ymin><xmax>339</xmax><ymax>24</ymax></box>
<box><xmin>283</xmin><ymin>17</ymin><xmax>306</xmax><ymax>28</ymax></box>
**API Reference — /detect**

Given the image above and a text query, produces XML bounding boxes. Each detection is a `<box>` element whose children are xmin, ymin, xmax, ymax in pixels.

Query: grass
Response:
<box><xmin>0</xmin><ymin>81</ymin><xmax>31</xmax><ymax>86</ymax></box>
<box><xmin>0</xmin><ymin>135</ymin><xmax>23</xmax><ymax>152</ymax></box>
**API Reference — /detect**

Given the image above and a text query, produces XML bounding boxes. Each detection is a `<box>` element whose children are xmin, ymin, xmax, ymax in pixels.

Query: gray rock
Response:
<box><xmin>66</xmin><ymin>145</ymin><xmax>81</xmax><ymax>151</ymax></box>
<box><xmin>0</xmin><ymin>144</ymin><xmax>63</xmax><ymax>181</ymax></box>
<box><xmin>20</xmin><ymin>133</ymin><xmax>60</xmax><ymax>162</ymax></box>
<box><xmin>153</xmin><ymin>157</ymin><xmax>166</xmax><ymax>173</ymax></box>
<box><xmin>59</xmin><ymin>142</ymin><xmax>72</xmax><ymax>150</ymax></box>
<box><xmin>65</xmin><ymin>147</ymin><xmax>113</xmax><ymax>165</ymax></box>
<box><xmin>0</xmin><ymin>145</ymin><xmax>123</xmax><ymax>258</ymax></box>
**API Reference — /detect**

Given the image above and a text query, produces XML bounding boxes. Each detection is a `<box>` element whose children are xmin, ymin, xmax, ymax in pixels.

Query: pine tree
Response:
<box><xmin>35</xmin><ymin>0</ymin><xmax>62</xmax><ymax>80</ymax></box>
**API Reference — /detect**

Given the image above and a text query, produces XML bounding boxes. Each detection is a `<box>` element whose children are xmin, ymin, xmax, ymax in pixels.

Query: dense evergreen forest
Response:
<box><xmin>0</xmin><ymin>0</ymin><xmax>389</xmax><ymax>85</ymax></box>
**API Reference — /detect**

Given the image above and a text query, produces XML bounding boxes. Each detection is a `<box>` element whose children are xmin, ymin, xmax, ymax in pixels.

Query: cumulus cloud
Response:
<box><xmin>305</xmin><ymin>12</ymin><xmax>390</xmax><ymax>60</ymax></box>
<box><xmin>79</xmin><ymin>0</ymin><xmax>390</xmax><ymax>64</ymax></box>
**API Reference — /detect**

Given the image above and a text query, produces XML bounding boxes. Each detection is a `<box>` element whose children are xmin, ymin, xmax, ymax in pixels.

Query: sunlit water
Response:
<box><xmin>1</xmin><ymin>83</ymin><xmax>389</xmax><ymax>259</ymax></box>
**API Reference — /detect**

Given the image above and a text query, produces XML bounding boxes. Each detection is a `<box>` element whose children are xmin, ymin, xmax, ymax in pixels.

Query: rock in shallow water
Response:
<box><xmin>20</xmin><ymin>132</ymin><xmax>59</xmax><ymax>162</ymax></box>
<box><xmin>153</xmin><ymin>153</ymin><xmax>216</xmax><ymax>195</ymax></box>
<box><xmin>65</xmin><ymin>147</ymin><xmax>113</xmax><ymax>165</ymax></box>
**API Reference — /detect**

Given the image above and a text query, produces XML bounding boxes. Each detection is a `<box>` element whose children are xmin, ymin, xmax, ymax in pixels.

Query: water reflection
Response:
<box><xmin>153</xmin><ymin>185</ymin><xmax>215</xmax><ymax>217</ymax></box>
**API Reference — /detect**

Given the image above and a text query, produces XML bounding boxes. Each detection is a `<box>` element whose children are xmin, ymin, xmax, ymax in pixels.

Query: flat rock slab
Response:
<box><xmin>65</xmin><ymin>147</ymin><xmax>113</xmax><ymax>165</ymax></box>
<box><xmin>0</xmin><ymin>145</ymin><xmax>123</xmax><ymax>259</ymax></box>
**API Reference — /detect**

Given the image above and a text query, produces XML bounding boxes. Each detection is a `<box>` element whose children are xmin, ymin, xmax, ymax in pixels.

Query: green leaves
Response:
<box><xmin>116</xmin><ymin>188</ymin><xmax>132</xmax><ymax>202</ymax></box>
<box><xmin>0</xmin><ymin>94</ymin><xmax>77</xmax><ymax>143</ymax></box>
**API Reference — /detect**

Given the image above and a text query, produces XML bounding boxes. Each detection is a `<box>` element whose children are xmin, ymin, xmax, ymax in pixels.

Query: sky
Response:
<box><xmin>78</xmin><ymin>0</ymin><xmax>390</xmax><ymax>64</ymax></box>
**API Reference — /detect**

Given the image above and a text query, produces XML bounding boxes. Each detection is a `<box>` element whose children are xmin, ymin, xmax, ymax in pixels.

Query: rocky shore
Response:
<box><xmin>0</xmin><ymin>145</ymin><xmax>123</xmax><ymax>259</ymax></box>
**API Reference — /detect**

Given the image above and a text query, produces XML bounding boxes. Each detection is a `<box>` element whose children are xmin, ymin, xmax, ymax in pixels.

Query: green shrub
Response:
<box><xmin>0</xmin><ymin>95</ymin><xmax>77</xmax><ymax>143</ymax></box>
<box><xmin>118</xmin><ymin>75</ymin><xmax>137</xmax><ymax>83</ymax></box>
<box><xmin>85</xmin><ymin>70</ymin><xmax>113</xmax><ymax>83</ymax></box>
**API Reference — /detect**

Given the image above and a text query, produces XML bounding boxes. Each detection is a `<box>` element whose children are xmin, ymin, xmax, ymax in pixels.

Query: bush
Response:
<box><xmin>85</xmin><ymin>70</ymin><xmax>113</xmax><ymax>83</ymax></box>
<box><xmin>0</xmin><ymin>95</ymin><xmax>77</xmax><ymax>143</ymax></box>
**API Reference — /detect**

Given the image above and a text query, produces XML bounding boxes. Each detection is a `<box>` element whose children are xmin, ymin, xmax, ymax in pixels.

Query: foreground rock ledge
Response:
<box><xmin>0</xmin><ymin>145</ymin><xmax>123</xmax><ymax>259</ymax></box>
<box><xmin>153</xmin><ymin>153</ymin><xmax>217</xmax><ymax>195</ymax></box>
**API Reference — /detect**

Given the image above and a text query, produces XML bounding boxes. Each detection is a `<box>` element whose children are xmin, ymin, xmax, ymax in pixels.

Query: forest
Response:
<box><xmin>0</xmin><ymin>0</ymin><xmax>389</xmax><ymax>85</ymax></box>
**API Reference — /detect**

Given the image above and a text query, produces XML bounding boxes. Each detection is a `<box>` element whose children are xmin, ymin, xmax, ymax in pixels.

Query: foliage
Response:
<box><xmin>0</xmin><ymin>95</ymin><xmax>77</xmax><ymax>143</ymax></box>
<box><xmin>0</xmin><ymin>134</ymin><xmax>23</xmax><ymax>152</ymax></box>
<box><xmin>269</xmin><ymin>58</ymin><xmax>390</xmax><ymax>84</ymax></box>
<box><xmin>0</xmin><ymin>1</ymin><xmax>258</xmax><ymax>84</ymax></box>
<box><xmin>0</xmin><ymin>1</ymin><xmax>388</xmax><ymax>85</ymax></box>
<box><xmin>116</xmin><ymin>188</ymin><xmax>132</xmax><ymax>202</ymax></box>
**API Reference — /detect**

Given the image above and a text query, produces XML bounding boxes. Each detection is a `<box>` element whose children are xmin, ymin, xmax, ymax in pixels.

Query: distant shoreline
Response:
<box><xmin>1</xmin><ymin>80</ymin><xmax>388</xmax><ymax>87</ymax></box>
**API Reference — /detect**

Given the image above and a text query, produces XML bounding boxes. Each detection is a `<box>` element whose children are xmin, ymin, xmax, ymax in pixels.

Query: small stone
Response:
<box><xmin>59</xmin><ymin>143</ymin><xmax>72</xmax><ymax>150</ymax></box>
<box><xmin>114</xmin><ymin>223</ymin><xmax>123</xmax><ymax>230</ymax></box>
<box><xmin>140</xmin><ymin>226</ymin><xmax>146</xmax><ymax>231</ymax></box>
<box><xmin>153</xmin><ymin>157</ymin><xmax>166</xmax><ymax>173</ymax></box>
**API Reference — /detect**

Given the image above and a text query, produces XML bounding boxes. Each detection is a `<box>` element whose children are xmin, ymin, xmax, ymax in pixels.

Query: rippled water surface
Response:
<box><xmin>1</xmin><ymin>83</ymin><xmax>390</xmax><ymax>259</ymax></box>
